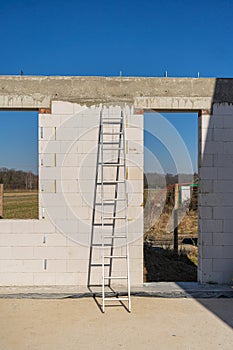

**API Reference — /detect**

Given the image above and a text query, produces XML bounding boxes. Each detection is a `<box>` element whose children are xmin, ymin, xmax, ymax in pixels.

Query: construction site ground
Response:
<box><xmin>0</xmin><ymin>296</ymin><xmax>232</xmax><ymax>350</ymax></box>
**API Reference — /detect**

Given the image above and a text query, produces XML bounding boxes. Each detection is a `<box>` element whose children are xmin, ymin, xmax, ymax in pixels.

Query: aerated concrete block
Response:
<box><xmin>52</xmin><ymin>101</ymin><xmax>74</xmax><ymax>115</ymax></box>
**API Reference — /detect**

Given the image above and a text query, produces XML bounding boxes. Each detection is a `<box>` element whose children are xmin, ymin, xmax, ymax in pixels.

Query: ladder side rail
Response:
<box><xmin>100</xmin><ymin>110</ymin><xmax>106</xmax><ymax>312</ymax></box>
<box><xmin>87</xmin><ymin>110</ymin><xmax>102</xmax><ymax>287</ymax></box>
<box><xmin>122</xmin><ymin>109</ymin><xmax>131</xmax><ymax>312</ymax></box>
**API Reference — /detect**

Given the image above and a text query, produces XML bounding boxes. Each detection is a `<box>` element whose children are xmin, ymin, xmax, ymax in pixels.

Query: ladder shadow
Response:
<box><xmin>88</xmin><ymin>286</ymin><xmax>130</xmax><ymax>313</ymax></box>
<box><xmin>87</xmin><ymin>286</ymin><xmax>104</xmax><ymax>313</ymax></box>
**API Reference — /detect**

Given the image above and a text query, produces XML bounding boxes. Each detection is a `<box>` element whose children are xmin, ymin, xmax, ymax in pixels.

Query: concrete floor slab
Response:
<box><xmin>0</xmin><ymin>297</ymin><xmax>232</xmax><ymax>350</ymax></box>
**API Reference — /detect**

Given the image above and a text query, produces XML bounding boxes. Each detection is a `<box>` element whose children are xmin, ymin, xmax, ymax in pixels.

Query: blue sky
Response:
<box><xmin>0</xmin><ymin>0</ymin><xmax>232</xmax><ymax>174</ymax></box>
<box><xmin>0</xmin><ymin>112</ymin><xmax>38</xmax><ymax>173</ymax></box>
<box><xmin>144</xmin><ymin>112</ymin><xmax>198</xmax><ymax>174</ymax></box>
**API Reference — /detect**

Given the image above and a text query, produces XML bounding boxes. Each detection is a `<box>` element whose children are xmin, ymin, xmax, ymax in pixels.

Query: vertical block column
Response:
<box><xmin>199</xmin><ymin>105</ymin><xmax>233</xmax><ymax>284</ymax></box>
<box><xmin>126</xmin><ymin>107</ymin><xmax>144</xmax><ymax>285</ymax></box>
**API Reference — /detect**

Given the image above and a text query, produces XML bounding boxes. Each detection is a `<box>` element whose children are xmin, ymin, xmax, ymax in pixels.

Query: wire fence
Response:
<box><xmin>144</xmin><ymin>187</ymin><xmax>198</xmax><ymax>248</ymax></box>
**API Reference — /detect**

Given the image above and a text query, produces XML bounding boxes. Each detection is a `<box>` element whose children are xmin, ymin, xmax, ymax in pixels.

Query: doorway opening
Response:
<box><xmin>143</xmin><ymin>111</ymin><xmax>198</xmax><ymax>282</ymax></box>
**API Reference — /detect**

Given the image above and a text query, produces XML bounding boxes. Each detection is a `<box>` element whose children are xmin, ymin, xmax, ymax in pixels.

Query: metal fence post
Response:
<box><xmin>173</xmin><ymin>183</ymin><xmax>179</xmax><ymax>253</ymax></box>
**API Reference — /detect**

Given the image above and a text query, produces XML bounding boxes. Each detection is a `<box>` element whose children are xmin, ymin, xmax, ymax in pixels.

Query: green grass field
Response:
<box><xmin>1</xmin><ymin>191</ymin><xmax>38</xmax><ymax>219</ymax></box>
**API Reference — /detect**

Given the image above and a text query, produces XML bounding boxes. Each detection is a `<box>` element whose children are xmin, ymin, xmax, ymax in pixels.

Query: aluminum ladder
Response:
<box><xmin>88</xmin><ymin>108</ymin><xmax>131</xmax><ymax>312</ymax></box>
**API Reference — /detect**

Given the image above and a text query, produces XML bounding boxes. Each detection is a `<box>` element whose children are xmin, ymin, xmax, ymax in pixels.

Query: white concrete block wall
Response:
<box><xmin>1</xmin><ymin>100</ymin><xmax>233</xmax><ymax>286</ymax></box>
<box><xmin>0</xmin><ymin>102</ymin><xmax>143</xmax><ymax>286</ymax></box>
<box><xmin>199</xmin><ymin>105</ymin><xmax>233</xmax><ymax>284</ymax></box>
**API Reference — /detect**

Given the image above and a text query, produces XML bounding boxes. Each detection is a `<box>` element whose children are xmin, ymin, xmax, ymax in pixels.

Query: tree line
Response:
<box><xmin>0</xmin><ymin>168</ymin><xmax>38</xmax><ymax>190</ymax></box>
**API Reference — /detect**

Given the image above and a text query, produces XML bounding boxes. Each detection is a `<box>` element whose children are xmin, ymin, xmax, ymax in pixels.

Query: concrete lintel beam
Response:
<box><xmin>0</xmin><ymin>76</ymin><xmax>232</xmax><ymax>109</ymax></box>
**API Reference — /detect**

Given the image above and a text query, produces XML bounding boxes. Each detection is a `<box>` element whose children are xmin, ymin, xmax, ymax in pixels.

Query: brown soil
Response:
<box><xmin>144</xmin><ymin>244</ymin><xmax>197</xmax><ymax>282</ymax></box>
<box><xmin>145</xmin><ymin>209</ymin><xmax>198</xmax><ymax>246</ymax></box>
<box><xmin>144</xmin><ymin>193</ymin><xmax>198</xmax><ymax>282</ymax></box>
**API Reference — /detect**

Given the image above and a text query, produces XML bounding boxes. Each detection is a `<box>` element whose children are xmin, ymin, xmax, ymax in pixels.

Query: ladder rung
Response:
<box><xmin>97</xmin><ymin>181</ymin><xmax>124</xmax><ymax>185</ymax></box>
<box><xmin>95</xmin><ymin>199</ymin><xmax>126</xmax><ymax>205</ymax></box>
<box><xmin>102</xmin><ymin>121</ymin><xmax>122</xmax><ymax>125</ymax></box>
<box><xmin>102</xmin><ymin>132</ymin><xmax>123</xmax><ymax>135</ymax></box>
<box><xmin>99</xmin><ymin>163</ymin><xmax>124</xmax><ymax>167</ymax></box>
<box><xmin>92</xmin><ymin>243</ymin><xmax>112</xmax><ymax>247</ymax></box>
<box><xmin>103</xmin><ymin>142</ymin><xmax>121</xmax><ymax>145</ymax></box>
<box><xmin>102</xmin><ymin>117</ymin><xmax>122</xmax><ymax>120</ymax></box>
<box><xmin>103</xmin><ymin>198</ymin><xmax>126</xmax><ymax>202</ymax></box>
<box><xmin>104</xmin><ymin>235</ymin><xmax>127</xmax><ymax>238</ymax></box>
<box><xmin>104</xmin><ymin>276</ymin><xmax>127</xmax><ymax>279</ymax></box>
<box><xmin>102</xmin><ymin>147</ymin><xmax>124</xmax><ymax>151</ymax></box>
<box><xmin>93</xmin><ymin>223</ymin><xmax>114</xmax><ymax>226</ymax></box>
<box><xmin>95</xmin><ymin>202</ymin><xmax>114</xmax><ymax>206</ymax></box>
<box><xmin>103</xmin><ymin>216</ymin><xmax>126</xmax><ymax>220</ymax></box>
<box><xmin>104</xmin><ymin>297</ymin><xmax>129</xmax><ymax>301</ymax></box>
<box><xmin>104</xmin><ymin>255</ymin><xmax>127</xmax><ymax>259</ymax></box>
<box><xmin>91</xmin><ymin>264</ymin><xmax>111</xmax><ymax>267</ymax></box>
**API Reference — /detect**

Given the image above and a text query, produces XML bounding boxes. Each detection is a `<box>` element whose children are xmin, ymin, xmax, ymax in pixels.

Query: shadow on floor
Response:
<box><xmin>144</xmin><ymin>243</ymin><xmax>197</xmax><ymax>282</ymax></box>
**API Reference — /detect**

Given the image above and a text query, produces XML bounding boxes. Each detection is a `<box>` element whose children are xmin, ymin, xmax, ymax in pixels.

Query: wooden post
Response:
<box><xmin>0</xmin><ymin>184</ymin><xmax>3</xmax><ymax>218</ymax></box>
<box><xmin>173</xmin><ymin>184</ymin><xmax>179</xmax><ymax>253</ymax></box>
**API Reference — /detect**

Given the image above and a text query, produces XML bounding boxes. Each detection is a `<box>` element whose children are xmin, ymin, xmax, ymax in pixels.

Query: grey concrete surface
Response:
<box><xmin>0</xmin><ymin>282</ymin><xmax>232</xmax><ymax>299</ymax></box>
<box><xmin>0</xmin><ymin>297</ymin><xmax>232</xmax><ymax>350</ymax></box>
<box><xmin>0</xmin><ymin>76</ymin><xmax>233</xmax><ymax>108</ymax></box>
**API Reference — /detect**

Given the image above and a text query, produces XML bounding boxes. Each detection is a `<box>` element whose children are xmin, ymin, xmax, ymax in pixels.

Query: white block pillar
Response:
<box><xmin>199</xmin><ymin>106</ymin><xmax>233</xmax><ymax>284</ymax></box>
